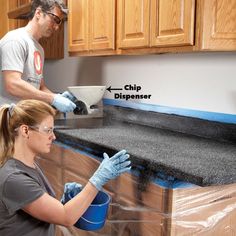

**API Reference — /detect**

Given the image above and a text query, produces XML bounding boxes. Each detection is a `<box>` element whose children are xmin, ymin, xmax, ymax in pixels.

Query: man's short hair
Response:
<box><xmin>28</xmin><ymin>0</ymin><xmax>68</xmax><ymax>19</ymax></box>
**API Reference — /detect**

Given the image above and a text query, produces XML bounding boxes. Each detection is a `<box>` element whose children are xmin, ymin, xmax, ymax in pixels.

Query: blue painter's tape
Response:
<box><xmin>103</xmin><ymin>98</ymin><xmax>236</xmax><ymax>124</ymax></box>
<box><xmin>131</xmin><ymin>168</ymin><xmax>196</xmax><ymax>189</ymax></box>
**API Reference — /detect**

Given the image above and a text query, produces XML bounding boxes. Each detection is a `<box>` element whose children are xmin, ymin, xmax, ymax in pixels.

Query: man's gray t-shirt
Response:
<box><xmin>0</xmin><ymin>159</ymin><xmax>55</xmax><ymax>236</ymax></box>
<box><xmin>0</xmin><ymin>27</ymin><xmax>44</xmax><ymax>99</ymax></box>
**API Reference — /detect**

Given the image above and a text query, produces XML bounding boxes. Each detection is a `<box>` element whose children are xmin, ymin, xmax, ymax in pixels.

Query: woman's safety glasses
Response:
<box><xmin>28</xmin><ymin>125</ymin><xmax>55</xmax><ymax>135</ymax></box>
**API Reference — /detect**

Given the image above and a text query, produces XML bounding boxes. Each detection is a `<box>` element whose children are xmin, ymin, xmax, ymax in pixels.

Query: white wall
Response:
<box><xmin>44</xmin><ymin>24</ymin><xmax>236</xmax><ymax>115</ymax></box>
<box><xmin>0</xmin><ymin>23</ymin><xmax>233</xmax><ymax>115</ymax></box>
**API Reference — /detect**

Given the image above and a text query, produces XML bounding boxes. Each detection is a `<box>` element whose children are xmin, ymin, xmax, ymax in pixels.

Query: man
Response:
<box><xmin>0</xmin><ymin>0</ymin><xmax>76</xmax><ymax>113</ymax></box>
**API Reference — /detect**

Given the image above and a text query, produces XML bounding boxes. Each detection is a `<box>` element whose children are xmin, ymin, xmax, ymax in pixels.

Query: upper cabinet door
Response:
<box><xmin>68</xmin><ymin>0</ymin><xmax>89</xmax><ymax>52</ymax></box>
<box><xmin>201</xmin><ymin>0</ymin><xmax>236</xmax><ymax>50</ymax></box>
<box><xmin>150</xmin><ymin>0</ymin><xmax>195</xmax><ymax>47</ymax></box>
<box><xmin>117</xmin><ymin>0</ymin><xmax>150</xmax><ymax>48</ymax></box>
<box><xmin>68</xmin><ymin>0</ymin><xmax>115</xmax><ymax>53</ymax></box>
<box><xmin>89</xmin><ymin>0</ymin><xmax>115</xmax><ymax>51</ymax></box>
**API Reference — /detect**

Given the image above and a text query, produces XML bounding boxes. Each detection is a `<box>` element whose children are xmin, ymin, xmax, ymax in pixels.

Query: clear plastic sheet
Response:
<box><xmin>38</xmin><ymin>147</ymin><xmax>236</xmax><ymax>236</ymax></box>
<box><xmin>55</xmin><ymin>182</ymin><xmax>236</xmax><ymax>236</ymax></box>
<box><xmin>170</xmin><ymin>183</ymin><xmax>236</xmax><ymax>235</ymax></box>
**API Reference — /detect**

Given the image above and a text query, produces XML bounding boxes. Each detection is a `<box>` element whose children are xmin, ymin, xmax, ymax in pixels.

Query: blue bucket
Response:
<box><xmin>65</xmin><ymin>190</ymin><xmax>111</xmax><ymax>231</ymax></box>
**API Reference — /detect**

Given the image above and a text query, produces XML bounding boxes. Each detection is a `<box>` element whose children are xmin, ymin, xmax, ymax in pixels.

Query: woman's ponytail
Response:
<box><xmin>0</xmin><ymin>105</ymin><xmax>15</xmax><ymax>166</ymax></box>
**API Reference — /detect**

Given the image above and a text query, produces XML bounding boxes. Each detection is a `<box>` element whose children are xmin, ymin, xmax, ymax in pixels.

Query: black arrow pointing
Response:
<box><xmin>106</xmin><ymin>86</ymin><xmax>123</xmax><ymax>93</ymax></box>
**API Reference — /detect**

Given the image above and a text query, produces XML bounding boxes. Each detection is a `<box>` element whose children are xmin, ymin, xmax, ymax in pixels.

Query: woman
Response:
<box><xmin>0</xmin><ymin>99</ymin><xmax>131</xmax><ymax>236</ymax></box>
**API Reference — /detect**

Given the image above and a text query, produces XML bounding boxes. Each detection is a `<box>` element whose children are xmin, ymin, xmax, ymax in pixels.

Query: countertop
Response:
<box><xmin>2</xmin><ymin>95</ymin><xmax>234</xmax><ymax>187</ymax></box>
<box><xmin>54</xmin><ymin>117</ymin><xmax>236</xmax><ymax>187</ymax></box>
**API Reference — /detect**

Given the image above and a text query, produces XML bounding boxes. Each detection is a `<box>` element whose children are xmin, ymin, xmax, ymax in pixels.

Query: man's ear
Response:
<box><xmin>35</xmin><ymin>7</ymin><xmax>42</xmax><ymax>20</ymax></box>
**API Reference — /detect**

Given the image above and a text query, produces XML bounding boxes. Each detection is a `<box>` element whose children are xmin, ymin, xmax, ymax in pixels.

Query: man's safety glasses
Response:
<box><xmin>46</xmin><ymin>12</ymin><xmax>62</xmax><ymax>25</ymax></box>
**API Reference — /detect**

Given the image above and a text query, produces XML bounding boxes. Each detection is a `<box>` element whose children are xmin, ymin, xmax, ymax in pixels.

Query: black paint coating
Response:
<box><xmin>55</xmin><ymin>120</ymin><xmax>236</xmax><ymax>187</ymax></box>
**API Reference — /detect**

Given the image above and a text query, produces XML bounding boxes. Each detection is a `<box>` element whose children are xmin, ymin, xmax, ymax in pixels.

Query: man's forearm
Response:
<box><xmin>4</xmin><ymin>72</ymin><xmax>55</xmax><ymax>104</ymax></box>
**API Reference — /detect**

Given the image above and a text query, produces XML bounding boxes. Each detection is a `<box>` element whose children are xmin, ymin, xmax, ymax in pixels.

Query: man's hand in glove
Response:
<box><xmin>52</xmin><ymin>93</ymin><xmax>76</xmax><ymax>112</ymax></box>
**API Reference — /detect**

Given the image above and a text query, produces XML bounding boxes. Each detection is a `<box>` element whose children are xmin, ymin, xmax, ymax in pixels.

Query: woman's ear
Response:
<box><xmin>19</xmin><ymin>125</ymin><xmax>29</xmax><ymax>139</ymax></box>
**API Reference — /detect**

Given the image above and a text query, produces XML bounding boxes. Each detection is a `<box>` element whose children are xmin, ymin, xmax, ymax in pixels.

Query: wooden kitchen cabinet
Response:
<box><xmin>68</xmin><ymin>0</ymin><xmax>116</xmax><ymax>56</ymax></box>
<box><xmin>117</xmin><ymin>0</ymin><xmax>195</xmax><ymax>49</ymax></box>
<box><xmin>16</xmin><ymin>0</ymin><xmax>31</xmax><ymax>27</ymax></box>
<box><xmin>0</xmin><ymin>0</ymin><xmax>31</xmax><ymax>36</ymax></box>
<box><xmin>0</xmin><ymin>0</ymin><xmax>31</xmax><ymax>34</ymax></box>
<box><xmin>39</xmin><ymin>143</ymin><xmax>236</xmax><ymax>236</ymax></box>
<box><xmin>66</xmin><ymin>0</ymin><xmax>236</xmax><ymax>56</ymax></box>
<box><xmin>199</xmin><ymin>0</ymin><xmax>236</xmax><ymax>51</ymax></box>
<box><xmin>0</xmin><ymin>0</ymin><xmax>18</xmax><ymax>38</ymax></box>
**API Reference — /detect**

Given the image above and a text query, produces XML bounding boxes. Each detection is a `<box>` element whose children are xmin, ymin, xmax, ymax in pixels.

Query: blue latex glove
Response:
<box><xmin>61</xmin><ymin>182</ymin><xmax>83</xmax><ymax>204</ymax></box>
<box><xmin>61</xmin><ymin>91</ymin><xmax>77</xmax><ymax>102</ymax></box>
<box><xmin>89</xmin><ymin>150</ymin><xmax>131</xmax><ymax>191</ymax></box>
<box><xmin>52</xmin><ymin>94</ymin><xmax>76</xmax><ymax>112</ymax></box>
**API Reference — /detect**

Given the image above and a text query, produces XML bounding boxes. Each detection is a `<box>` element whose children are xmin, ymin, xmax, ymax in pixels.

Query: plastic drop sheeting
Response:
<box><xmin>55</xmin><ymin>181</ymin><xmax>236</xmax><ymax>236</ymax></box>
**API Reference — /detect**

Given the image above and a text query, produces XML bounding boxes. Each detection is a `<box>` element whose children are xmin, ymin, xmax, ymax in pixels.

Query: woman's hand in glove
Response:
<box><xmin>89</xmin><ymin>150</ymin><xmax>131</xmax><ymax>190</ymax></box>
<box><xmin>61</xmin><ymin>182</ymin><xmax>83</xmax><ymax>204</ymax></box>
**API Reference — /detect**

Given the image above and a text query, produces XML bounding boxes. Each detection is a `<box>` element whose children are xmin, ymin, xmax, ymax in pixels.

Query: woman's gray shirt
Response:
<box><xmin>0</xmin><ymin>159</ymin><xmax>56</xmax><ymax>236</ymax></box>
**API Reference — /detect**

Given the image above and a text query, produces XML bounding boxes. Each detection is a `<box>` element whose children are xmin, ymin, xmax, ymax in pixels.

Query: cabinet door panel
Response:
<box><xmin>0</xmin><ymin>1</ymin><xmax>10</xmax><ymax>38</ymax></box>
<box><xmin>117</xmin><ymin>0</ymin><xmax>150</xmax><ymax>48</ymax></box>
<box><xmin>17</xmin><ymin>0</ymin><xmax>31</xmax><ymax>5</ymax></box>
<box><xmin>89</xmin><ymin>0</ymin><xmax>115</xmax><ymax>50</ymax></box>
<box><xmin>68</xmin><ymin>0</ymin><xmax>89</xmax><ymax>52</ymax></box>
<box><xmin>201</xmin><ymin>0</ymin><xmax>236</xmax><ymax>50</ymax></box>
<box><xmin>17</xmin><ymin>0</ymin><xmax>30</xmax><ymax>28</ymax></box>
<box><xmin>0</xmin><ymin>0</ymin><xmax>18</xmax><ymax>38</ymax></box>
<box><xmin>151</xmin><ymin>0</ymin><xmax>195</xmax><ymax>47</ymax></box>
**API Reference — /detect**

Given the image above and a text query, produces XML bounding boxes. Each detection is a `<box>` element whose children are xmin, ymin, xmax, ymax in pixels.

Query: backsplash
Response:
<box><xmin>104</xmin><ymin>104</ymin><xmax>236</xmax><ymax>144</ymax></box>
